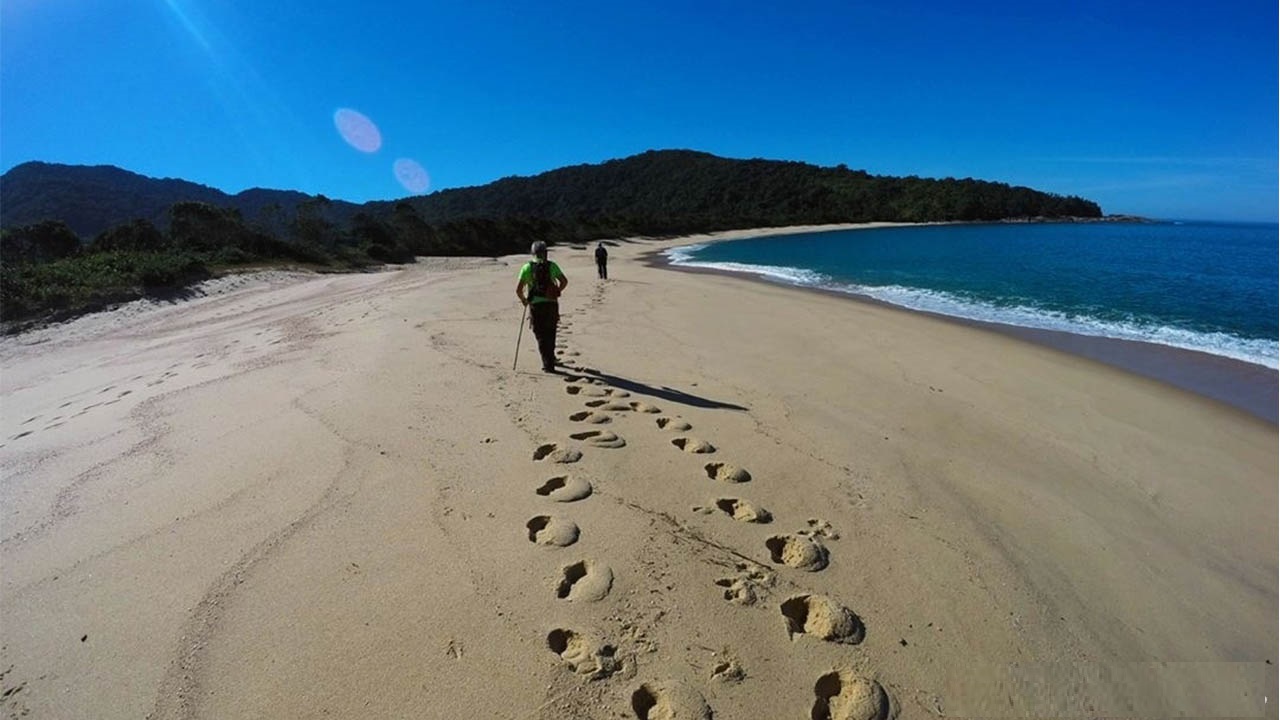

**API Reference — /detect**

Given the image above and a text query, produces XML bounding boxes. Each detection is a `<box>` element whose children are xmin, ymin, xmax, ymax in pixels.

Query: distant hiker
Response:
<box><xmin>516</xmin><ymin>241</ymin><xmax>568</xmax><ymax>372</ymax></box>
<box><xmin>595</xmin><ymin>242</ymin><xmax>608</xmax><ymax>279</ymax></box>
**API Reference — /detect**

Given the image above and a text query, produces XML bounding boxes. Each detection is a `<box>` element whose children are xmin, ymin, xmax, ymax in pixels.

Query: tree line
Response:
<box><xmin>0</xmin><ymin>200</ymin><xmax>528</xmax><ymax>323</ymax></box>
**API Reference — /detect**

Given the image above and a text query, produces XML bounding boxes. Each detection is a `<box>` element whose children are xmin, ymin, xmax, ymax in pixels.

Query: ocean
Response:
<box><xmin>665</xmin><ymin>221</ymin><xmax>1279</xmax><ymax>371</ymax></box>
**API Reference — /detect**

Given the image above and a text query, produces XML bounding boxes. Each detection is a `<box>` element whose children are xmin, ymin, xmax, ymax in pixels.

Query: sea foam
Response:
<box><xmin>665</xmin><ymin>246</ymin><xmax>1279</xmax><ymax>369</ymax></box>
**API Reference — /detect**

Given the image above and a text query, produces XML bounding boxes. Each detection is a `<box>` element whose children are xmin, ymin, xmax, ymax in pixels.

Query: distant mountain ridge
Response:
<box><xmin>0</xmin><ymin>161</ymin><xmax>359</xmax><ymax>239</ymax></box>
<box><xmin>1</xmin><ymin>150</ymin><xmax>1102</xmax><ymax>241</ymax></box>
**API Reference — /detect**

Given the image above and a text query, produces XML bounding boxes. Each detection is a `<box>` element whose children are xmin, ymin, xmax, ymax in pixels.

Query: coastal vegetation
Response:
<box><xmin>0</xmin><ymin>150</ymin><xmax>1101</xmax><ymax>325</ymax></box>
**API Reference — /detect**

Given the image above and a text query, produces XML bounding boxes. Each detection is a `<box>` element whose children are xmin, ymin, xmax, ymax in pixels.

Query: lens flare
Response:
<box><xmin>394</xmin><ymin>158</ymin><xmax>430</xmax><ymax>194</ymax></box>
<box><xmin>334</xmin><ymin>108</ymin><xmax>382</xmax><ymax>153</ymax></box>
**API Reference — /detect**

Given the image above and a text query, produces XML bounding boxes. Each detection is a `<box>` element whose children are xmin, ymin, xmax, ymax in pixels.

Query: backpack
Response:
<box><xmin>530</xmin><ymin>260</ymin><xmax>558</xmax><ymax>299</ymax></box>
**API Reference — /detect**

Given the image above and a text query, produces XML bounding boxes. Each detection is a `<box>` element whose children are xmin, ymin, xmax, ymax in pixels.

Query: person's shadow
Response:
<box><xmin>570</xmin><ymin>367</ymin><xmax>748</xmax><ymax>412</ymax></box>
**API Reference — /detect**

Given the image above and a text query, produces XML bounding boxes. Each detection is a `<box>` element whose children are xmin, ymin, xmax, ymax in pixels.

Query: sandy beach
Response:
<box><xmin>1</xmin><ymin>227</ymin><xmax>1275</xmax><ymax>719</ymax></box>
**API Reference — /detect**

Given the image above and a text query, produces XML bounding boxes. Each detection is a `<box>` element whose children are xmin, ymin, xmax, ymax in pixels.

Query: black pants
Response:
<box><xmin>529</xmin><ymin>301</ymin><xmax>559</xmax><ymax>370</ymax></box>
<box><xmin>597</xmin><ymin>261</ymin><xmax>607</xmax><ymax>279</ymax></box>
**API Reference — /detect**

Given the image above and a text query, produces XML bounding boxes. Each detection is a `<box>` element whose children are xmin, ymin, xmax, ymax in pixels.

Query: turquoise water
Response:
<box><xmin>666</xmin><ymin>222</ymin><xmax>1279</xmax><ymax>369</ymax></box>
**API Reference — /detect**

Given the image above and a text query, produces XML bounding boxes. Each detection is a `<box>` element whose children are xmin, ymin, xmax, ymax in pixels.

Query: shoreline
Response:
<box><xmin>634</xmin><ymin>223</ymin><xmax>1278</xmax><ymax>424</ymax></box>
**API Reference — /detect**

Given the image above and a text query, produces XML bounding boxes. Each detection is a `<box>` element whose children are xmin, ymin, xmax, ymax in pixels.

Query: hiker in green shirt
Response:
<box><xmin>516</xmin><ymin>241</ymin><xmax>568</xmax><ymax>372</ymax></box>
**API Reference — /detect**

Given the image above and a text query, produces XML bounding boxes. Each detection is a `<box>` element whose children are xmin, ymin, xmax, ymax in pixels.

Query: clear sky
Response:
<box><xmin>2</xmin><ymin>0</ymin><xmax>1276</xmax><ymax>221</ymax></box>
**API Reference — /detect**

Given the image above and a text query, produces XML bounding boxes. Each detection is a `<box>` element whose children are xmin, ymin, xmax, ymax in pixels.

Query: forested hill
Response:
<box><xmin>0</xmin><ymin>161</ymin><xmax>360</xmax><ymax>239</ymax></box>
<box><xmin>380</xmin><ymin>149</ymin><xmax>1101</xmax><ymax>233</ymax></box>
<box><xmin>3</xmin><ymin>150</ymin><xmax>1101</xmax><ymax>242</ymax></box>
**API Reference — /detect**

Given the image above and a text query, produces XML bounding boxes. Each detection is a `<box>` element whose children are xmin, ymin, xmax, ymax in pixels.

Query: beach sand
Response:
<box><xmin>1</xmin><ymin>228</ymin><xmax>1275</xmax><ymax>719</ymax></box>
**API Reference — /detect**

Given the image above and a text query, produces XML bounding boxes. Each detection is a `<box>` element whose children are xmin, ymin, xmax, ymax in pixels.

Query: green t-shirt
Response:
<box><xmin>518</xmin><ymin>260</ymin><xmax>565</xmax><ymax>304</ymax></box>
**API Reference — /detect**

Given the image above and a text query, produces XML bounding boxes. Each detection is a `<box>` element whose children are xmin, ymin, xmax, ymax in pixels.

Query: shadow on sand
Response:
<box><xmin>567</xmin><ymin>367</ymin><xmax>748</xmax><ymax>412</ymax></box>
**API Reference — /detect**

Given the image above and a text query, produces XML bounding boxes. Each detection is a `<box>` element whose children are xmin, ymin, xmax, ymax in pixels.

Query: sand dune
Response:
<box><xmin>0</xmin><ymin>231</ymin><xmax>1274</xmax><ymax>718</ymax></box>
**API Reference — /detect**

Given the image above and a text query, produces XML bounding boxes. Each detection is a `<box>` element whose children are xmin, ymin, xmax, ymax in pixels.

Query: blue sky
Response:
<box><xmin>2</xmin><ymin>0</ymin><xmax>1276</xmax><ymax>221</ymax></box>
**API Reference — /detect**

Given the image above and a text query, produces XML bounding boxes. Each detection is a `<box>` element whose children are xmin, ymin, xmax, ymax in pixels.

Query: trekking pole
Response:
<box><xmin>512</xmin><ymin>303</ymin><xmax>528</xmax><ymax>370</ymax></box>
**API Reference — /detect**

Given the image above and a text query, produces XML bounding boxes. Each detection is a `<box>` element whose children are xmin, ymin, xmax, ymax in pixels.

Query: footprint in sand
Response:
<box><xmin>533</xmin><ymin>443</ymin><xmax>583</xmax><ymax>464</ymax></box>
<box><xmin>811</xmin><ymin>671</ymin><xmax>895</xmax><ymax>720</ymax></box>
<box><xmin>75</xmin><ymin>403</ymin><xmax>102</xmax><ymax>418</ymax></box>
<box><xmin>546</xmin><ymin>628</ymin><xmax>620</xmax><ymax>679</ymax></box>
<box><xmin>656</xmin><ymin>417</ymin><xmax>692</xmax><ymax>432</ymax></box>
<box><xmin>671</xmin><ymin>437</ymin><xmax>715</xmax><ymax>454</ymax></box>
<box><xmin>629</xmin><ymin>401</ymin><xmax>661</xmax><ymax>413</ymax></box>
<box><xmin>555</xmin><ymin>560</ymin><xmax>613</xmax><ymax>602</ymax></box>
<box><xmin>709</xmin><ymin>657</ymin><xmax>745</xmax><ymax>683</ymax></box>
<box><xmin>703</xmin><ymin>462</ymin><xmax>750</xmax><ymax>483</ymax></box>
<box><xmin>584</xmin><ymin>399</ymin><xmax>630</xmax><ymax>411</ymax></box>
<box><xmin>569</xmin><ymin>411</ymin><xmax>612</xmax><ymax>424</ymax></box>
<box><xmin>601</xmin><ymin>400</ymin><xmax>635</xmax><ymax>411</ymax></box>
<box><xmin>536</xmin><ymin>475</ymin><xmax>593</xmax><ymax>502</ymax></box>
<box><xmin>713</xmin><ymin>563</ymin><xmax>775</xmax><ymax>606</ymax></box>
<box><xmin>527</xmin><ymin>515</ymin><xmax>580</xmax><ymax>546</ymax></box>
<box><xmin>765</xmin><ymin>534</ymin><xmax>829</xmax><ymax>571</ymax></box>
<box><xmin>696</xmin><ymin>498</ymin><xmax>772</xmax><ymax>523</ymax></box>
<box><xmin>569</xmin><ymin>430</ymin><xmax>626</xmax><ymax>449</ymax></box>
<box><xmin>781</xmin><ymin>595</ymin><xmax>865</xmax><ymax>644</ymax></box>
<box><xmin>631</xmin><ymin>681</ymin><xmax>712</xmax><ymax>720</ymax></box>
<box><xmin>801</xmin><ymin>518</ymin><xmax>841</xmax><ymax>540</ymax></box>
